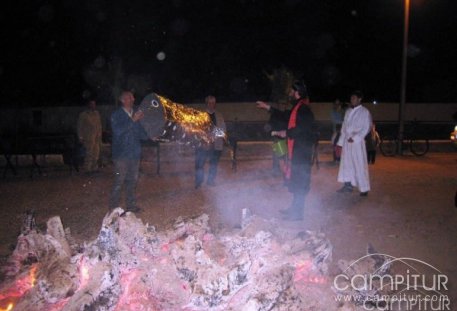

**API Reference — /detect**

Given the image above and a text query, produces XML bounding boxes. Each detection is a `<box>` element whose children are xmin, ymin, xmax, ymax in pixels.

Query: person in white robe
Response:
<box><xmin>337</xmin><ymin>90</ymin><xmax>372</xmax><ymax>196</ymax></box>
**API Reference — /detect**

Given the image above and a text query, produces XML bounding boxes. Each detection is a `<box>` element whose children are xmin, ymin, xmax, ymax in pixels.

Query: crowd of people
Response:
<box><xmin>78</xmin><ymin>82</ymin><xmax>378</xmax><ymax>220</ymax></box>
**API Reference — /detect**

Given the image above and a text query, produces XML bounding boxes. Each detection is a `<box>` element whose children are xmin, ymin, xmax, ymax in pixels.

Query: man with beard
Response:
<box><xmin>336</xmin><ymin>90</ymin><xmax>372</xmax><ymax>196</ymax></box>
<box><xmin>257</xmin><ymin>80</ymin><xmax>315</xmax><ymax>221</ymax></box>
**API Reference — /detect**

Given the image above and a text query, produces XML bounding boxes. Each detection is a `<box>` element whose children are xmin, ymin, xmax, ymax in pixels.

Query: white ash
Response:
<box><xmin>1</xmin><ymin>209</ymin><xmax>340</xmax><ymax>311</ymax></box>
<box><xmin>332</xmin><ymin>244</ymin><xmax>393</xmax><ymax>309</ymax></box>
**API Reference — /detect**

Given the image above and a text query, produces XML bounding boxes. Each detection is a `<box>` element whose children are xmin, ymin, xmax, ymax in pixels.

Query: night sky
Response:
<box><xmin>2</xmin><ymin>0</ymin><xmax>456</xmax><ymax>106</ymax></box>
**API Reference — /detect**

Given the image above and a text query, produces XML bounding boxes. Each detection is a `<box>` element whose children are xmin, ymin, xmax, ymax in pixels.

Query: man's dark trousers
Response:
<box><xmin>195</xmin><ymin>148</ymin><xmax>222</xmax><ymax>187</ymax></box>
<box><xmin>109</xmin><ymin>159</ymin><xmax>140</xmax><ymax>209</ymax></box>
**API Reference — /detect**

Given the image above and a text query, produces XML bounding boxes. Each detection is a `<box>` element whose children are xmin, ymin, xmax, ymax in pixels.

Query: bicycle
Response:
<box><xmin>380</xmin><ymin>121</ymin><xmax>430</xmax><ymax>156</ymax></box>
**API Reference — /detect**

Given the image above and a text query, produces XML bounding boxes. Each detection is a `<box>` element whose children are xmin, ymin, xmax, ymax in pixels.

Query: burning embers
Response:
<box><xmin>1</xmin><ymin>210</ymin><xmax>334</xmax><ymax>310</ymax></box>
<box><xmin>0</xmin><ymin>265</ymin><xmax>36</xmax><ymax>310</ymax></box>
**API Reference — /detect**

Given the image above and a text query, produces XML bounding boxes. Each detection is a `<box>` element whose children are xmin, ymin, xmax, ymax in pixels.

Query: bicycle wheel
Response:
<box><xmin>410</xmin><ymin>139</ymin><xmax>429</xmax><ymax>156</ymax></box>
<box><xmin>380</xmin><ymin>136</ymin><xmax>397</xmax><ymax>156</ymax></box>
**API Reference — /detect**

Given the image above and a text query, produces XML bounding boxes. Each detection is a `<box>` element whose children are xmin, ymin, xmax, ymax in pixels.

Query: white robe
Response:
<box><xmin>337</xmin><ymin>105</ymin><xmax>372</xmax><ymax>192</ymax></box>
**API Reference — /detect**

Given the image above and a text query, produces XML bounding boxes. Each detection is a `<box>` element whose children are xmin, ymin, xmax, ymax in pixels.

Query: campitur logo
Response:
<box><xmin>332</xmin><ymin>254</ymin><xmax>451</xmax><ymax>310</ymax></box>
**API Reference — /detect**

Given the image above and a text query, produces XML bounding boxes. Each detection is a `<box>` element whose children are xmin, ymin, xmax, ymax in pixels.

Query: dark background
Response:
<box><xmin>1</xmin><ymin>0</ymin><xmax>456</xmax><ymax>106</ymax></box>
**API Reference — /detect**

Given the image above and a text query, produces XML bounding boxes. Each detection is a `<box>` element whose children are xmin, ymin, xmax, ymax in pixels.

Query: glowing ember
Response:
<box><xmin>115</xmin><ymin>269</ymin><xmax>166</xmax><ymax>311</ymax></box>
<box><xmin>29</xmin><ymin>265</ymin><xmax>37</xmax><ymax>288</ymax></box>
<box><xmin>0</xmin><ymin>265</ymin><xmax>36</xmax><ymax>300</ymax></box>
<box><xmin>0</xmin><ymin>303</ymin><xmax>13</xmax><ymax>311</ymax></box>
<box><xmin>161</xmin><ymin>243</ymin><xmax>170</xmax><ymax>253</ymax></box>
<box><xmin>78</xmin><ymin>258</ymin><xmax>90</xmax><ymax>290</ymax></box>
<box><xmin>0</xmin><ymin>265</ymin><xmax>37</xmax><ymax>311</ymax></box>
<box><xmin>294</xmin><ymin>260</ymin><xmax>327</xmax><ymax>285</ymax></box>
<box><xmin>1</xmin><ymin>211</ymin><xmax>334</xmax><ymax>310</ymax></box>
<box><xmin>115</xmin><ymin>270</ymin><xmax>140</xmax><ymax>311</ymax></box>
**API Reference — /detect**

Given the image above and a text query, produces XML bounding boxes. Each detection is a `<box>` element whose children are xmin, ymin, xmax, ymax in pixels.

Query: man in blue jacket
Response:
<box><xmin>109</xmin><ymin>90</ymin><xmax>148</xmax><ymax>212</ymax></box>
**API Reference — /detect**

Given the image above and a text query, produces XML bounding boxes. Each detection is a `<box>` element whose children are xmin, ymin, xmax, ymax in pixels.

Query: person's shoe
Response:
<box><xmin>207</xmin><ymin>181</ymin><xmax>215</xmax><ymax>187</ymax></box>
<box><xmin>337</xmin><ymin>185</ymin><xmax>353</xmax><ymax>193</ymax></box>
<box><xmin>195</xmin><ymin>183</ymin><xmax>202</xmax><ymax>189</ymax></box>
<box><xmin>279</xmin><ymin>208</ymin><xmax>293</xmax><ymax>215</ymax></box>
<box><xmin>360</xmin><ymin>192</ymin><xmax>369</xmax><ymax>197</ymax></box>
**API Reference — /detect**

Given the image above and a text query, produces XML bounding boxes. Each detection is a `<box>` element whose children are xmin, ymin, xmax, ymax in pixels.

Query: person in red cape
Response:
<box><xmin>257</xmin><ymin>80</ymin><xmax>316</xmax><ymax>221</ymax></box>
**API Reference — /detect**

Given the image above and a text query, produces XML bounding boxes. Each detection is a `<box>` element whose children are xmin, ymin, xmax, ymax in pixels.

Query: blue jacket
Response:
<box><xmin>111</xmin><ymin>107</ymin><xmax>148</xmax><ymax>160</ymax></box>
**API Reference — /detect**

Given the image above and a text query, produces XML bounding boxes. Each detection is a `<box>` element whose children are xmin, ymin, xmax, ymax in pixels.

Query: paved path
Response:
<box><xmin>1</xmin><ymin>151</ymin><xmax>456</xmax><ymax>303</ymax></box>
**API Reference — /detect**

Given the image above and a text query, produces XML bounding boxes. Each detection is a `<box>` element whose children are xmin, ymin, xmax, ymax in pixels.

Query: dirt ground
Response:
<box><xmin>1</xmin><ymin>146</ymin><xmax>456</xmax><ymax>304</ymax></box>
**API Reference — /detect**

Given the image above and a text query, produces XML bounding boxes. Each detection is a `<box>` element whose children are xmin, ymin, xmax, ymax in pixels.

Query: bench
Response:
<box><xmin>1</xmin><ymin>134</ymin><xmax>81</xmax><ymax>178</ymax></box>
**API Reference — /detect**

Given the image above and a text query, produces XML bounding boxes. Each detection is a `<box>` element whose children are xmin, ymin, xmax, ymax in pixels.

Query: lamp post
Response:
<box><xmin>398</xmin><ymin>0</ymin><xmax>410</xmax><ymax>155</ymax></box>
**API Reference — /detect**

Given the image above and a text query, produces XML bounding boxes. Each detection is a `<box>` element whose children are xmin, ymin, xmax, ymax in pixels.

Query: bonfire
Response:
<box><xmin>0</xmin><ymin>209</ymin><xmax>341</xmax><ymax>311</ymax></box>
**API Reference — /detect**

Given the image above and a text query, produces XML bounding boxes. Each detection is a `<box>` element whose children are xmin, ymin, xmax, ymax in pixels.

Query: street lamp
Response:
<box><xmin>398</xmin><ymin>0</ymin><xmax>410</xmax><ymax>155</ymax></box>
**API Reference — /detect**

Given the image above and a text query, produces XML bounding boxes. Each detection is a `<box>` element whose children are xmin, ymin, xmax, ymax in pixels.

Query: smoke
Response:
<box><xmin>133</xmin><ymin>93</ymin><xmax>335</xmax><ymax>234</ymax></box>
<box><xmin>134</xmin><ymin>94</ymin><xmax>332</xmax><ymax>232</ymax></box>
<box><xmin>142</xmin><ymin>142</ymin><xmax>282</xmax><ymax>229</ymax></box>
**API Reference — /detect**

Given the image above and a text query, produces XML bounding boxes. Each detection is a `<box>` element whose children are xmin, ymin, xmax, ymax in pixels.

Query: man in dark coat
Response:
<box><xmin>257</xmin><ymin>80</ymin><xmax>315</xmax><ymax>221</ymax></box>
<box><xmin>109</xmin><ymin>90</ymin><xmax>148</xmax><ymax>212</ymax></box>
<box><xmin>194</xmin><ymin>95</ymin><xmax>226</xmax><ymax>188</ymax></box>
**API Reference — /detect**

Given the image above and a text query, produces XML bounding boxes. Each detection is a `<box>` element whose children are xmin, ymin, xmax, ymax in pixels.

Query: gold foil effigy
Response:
<box><xmin>157</xmin><ymin>94</ymin><xmax>214</xmax><ymax>144</ymax></box>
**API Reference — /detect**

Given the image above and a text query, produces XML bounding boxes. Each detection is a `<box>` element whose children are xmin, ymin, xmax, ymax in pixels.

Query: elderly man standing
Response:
<box><xmin>77</xmin><ymin>98</ymin><xmax>102</xmax><ymax>173</ymax></box>
<box><xmin>195</xmin><ymin>95</ymin><xmax>226</xmax><ymax>189</ymax></box>
<box><xmin>337</xmin><ymin>90</ymin><xmax>372</xmax><ymax>196</ymax></box>
<box><xmin>109</xmin><ymin>91</ymin><xmax>147</xmax><ymax>212</ymax></box>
